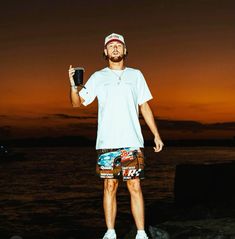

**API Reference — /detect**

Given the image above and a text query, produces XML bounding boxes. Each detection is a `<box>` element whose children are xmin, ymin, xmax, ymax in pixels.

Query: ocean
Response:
<box><xmin>0</xmin><ymin>146</ymin><xmax>235</xmax><ymax>239</ymax></box>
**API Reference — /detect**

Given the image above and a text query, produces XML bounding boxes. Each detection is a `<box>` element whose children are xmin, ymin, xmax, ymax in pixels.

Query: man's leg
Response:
<box><xmin>126</xmin><ymin>178</ymin><xmax>145</xmax><ymax>229</ymax></box>
<box><xmin>103</xmin><ymin>178</ymin><xmax>119</xmax><ymax>229</ymax></box>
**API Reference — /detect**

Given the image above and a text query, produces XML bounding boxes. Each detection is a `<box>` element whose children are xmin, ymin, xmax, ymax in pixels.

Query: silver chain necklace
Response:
<box><xmin>109</xmin><ymin>67</ymin><xmax>126</xmax><ymax>83</ymax></box>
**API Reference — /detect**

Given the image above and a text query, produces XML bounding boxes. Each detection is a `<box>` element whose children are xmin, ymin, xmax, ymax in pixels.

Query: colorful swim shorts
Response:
<box><xmin>96</xmin><ymin>147</ymin><xmax>145</xmax><ymax>181</ymax></box>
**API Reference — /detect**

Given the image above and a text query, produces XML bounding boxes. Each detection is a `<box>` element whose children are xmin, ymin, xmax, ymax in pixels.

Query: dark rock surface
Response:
<box><xmin>145</xmin><ymin>200</ymin><xmax>235</xmax><ymax>239</ymax></box>
<box><xmin>125</xmin><ymin>162</ymin><xmax>235</xmax><ymax>239</ymax></box>
<box><xmin>174</xmin><ymin>162</ymin><xmax>235</xmax><ymax>205</ymax></box>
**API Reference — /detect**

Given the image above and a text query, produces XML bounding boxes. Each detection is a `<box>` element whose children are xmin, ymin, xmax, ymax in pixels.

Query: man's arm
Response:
<box><xmin>68</xmin><ymin>65</ymin><xmax>85</xmax><ymax>107</ymax></box>
<box><xmin>70</xmin><ymin>87</ymin><xmax>85</xmax><ymax>107</ymax></box>
<box><xmin>140</xmin><ymin>102</ymin><xmax>164</xmax><ymax>152</ymax></box>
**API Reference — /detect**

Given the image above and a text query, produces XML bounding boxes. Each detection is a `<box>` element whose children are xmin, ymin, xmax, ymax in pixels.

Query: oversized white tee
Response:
<box><xmin>79</xmin><ymin>67</ymin><xmax>153</xmax><ymax>149</ymax></box>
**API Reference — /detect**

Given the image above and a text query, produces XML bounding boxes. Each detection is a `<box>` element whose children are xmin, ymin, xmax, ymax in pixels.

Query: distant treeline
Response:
<box><xmin>1</xmin><ymin>136</ymin><xmax>235</xmax><ymax>147</ymax></box>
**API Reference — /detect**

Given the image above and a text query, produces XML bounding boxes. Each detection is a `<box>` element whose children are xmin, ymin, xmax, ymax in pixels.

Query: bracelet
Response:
<box><xmin>71</xmin><ymin>85</ymin><xmax>78</xmax><ymax>90</ymax></box>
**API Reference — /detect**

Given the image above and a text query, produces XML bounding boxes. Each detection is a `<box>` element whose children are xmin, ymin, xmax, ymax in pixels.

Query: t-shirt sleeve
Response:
<box><xmin>137</xmin><ymin>70</ymin><xmax>153</xmax><ymax>105</ymax></box>
<box><xmin>78</xmin><ymin>73</ymin><xmax>97</xmax><ymax>106</ymax></box>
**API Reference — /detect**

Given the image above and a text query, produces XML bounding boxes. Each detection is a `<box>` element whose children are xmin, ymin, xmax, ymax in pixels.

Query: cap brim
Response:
<box><xmin>105</xmin><ymin>39</ymin><xmax>125</xmax><ymax>46</ymax></box>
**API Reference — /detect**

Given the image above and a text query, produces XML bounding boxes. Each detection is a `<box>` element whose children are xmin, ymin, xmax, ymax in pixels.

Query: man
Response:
<box><xmin>68</xmin><ymin>33</ymin><xmax>164</xmax><ymax>239</ymax></box>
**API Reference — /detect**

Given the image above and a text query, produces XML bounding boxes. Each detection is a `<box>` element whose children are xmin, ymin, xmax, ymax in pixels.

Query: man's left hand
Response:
<box><xmin>153</xmin><ymin>137</ymin><xmax>164</xmax><ymax>152</ymax></box>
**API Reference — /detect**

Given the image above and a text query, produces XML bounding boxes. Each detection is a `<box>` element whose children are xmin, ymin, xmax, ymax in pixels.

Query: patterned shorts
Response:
<box><xmin>96</xmin><ymin>147</ymin><xmax>145</xmax><ymax>181</ymax></box>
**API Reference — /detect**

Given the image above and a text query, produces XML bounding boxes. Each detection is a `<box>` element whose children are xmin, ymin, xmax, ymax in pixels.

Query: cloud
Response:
<box><xmin>67</xmin><ymin>123</ymin><xmax>97</xmax><ymax>128</ymax></box>
<box><xmin>0</xmin><ymin>125</ymin><xmax>11</xmax><ymax>138</ymax></box>
<box><xmin>148</xmin><ymin>119</ymin><xmax>235</xmax><ymax>133</ymax></box>
<box><xmin>41</xmin><ymin>113</ymin><xmax>97</xmax><ymax>120</ymax></box>
<box><xmin>187</xmin><ymin>103</ymin><xmax>212</xmax><ymax>112</ymax></box>
<box><xmin>147</xmin><ymin>119</ymin><xmax>204</xmax><ymax>134</ymax></box>
<box><xmin>1</xmin><ymin>113</ymin><xmax>234</xmax><ymax>140</ymax></box>
<box><xmin>206</xmin><ymin>122</ymin><xmax>235</xmax><ymax>130</ymax></box>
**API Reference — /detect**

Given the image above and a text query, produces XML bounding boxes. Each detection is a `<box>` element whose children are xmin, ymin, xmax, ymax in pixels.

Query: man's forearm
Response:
<box><xmin>70</xmin><ymin>87</ymin><xmax>82</xmax><ymax>107</ymax></box>
<box><xmin>140</xmin><ymin>102</ymin><xmax>161</xmax><ymax>139</ymax></box>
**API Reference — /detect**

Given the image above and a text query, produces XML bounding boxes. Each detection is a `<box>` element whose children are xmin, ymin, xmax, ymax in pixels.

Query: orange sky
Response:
<box><xmin>0</xmin><ymin>0</ymin><xmax>235</xmax><ymax>139</ymax></box>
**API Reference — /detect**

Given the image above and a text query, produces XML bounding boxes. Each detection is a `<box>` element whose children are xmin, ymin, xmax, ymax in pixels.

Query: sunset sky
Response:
<box><xmin>1</xmin><ymin>0</ymin><xmax>235</xmax><ymax>140</ymax></box>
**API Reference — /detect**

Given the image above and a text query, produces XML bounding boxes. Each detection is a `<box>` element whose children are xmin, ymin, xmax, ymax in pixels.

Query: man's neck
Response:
<box><xmin>108</xmin><ymin>60</ymin><xmax>125</xmax><ymax>70</ymax></box>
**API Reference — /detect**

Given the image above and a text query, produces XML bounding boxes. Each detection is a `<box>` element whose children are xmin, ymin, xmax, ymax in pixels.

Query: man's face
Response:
<box><xmin>104</xmin><ymin>41</ymin><xmax>126</xmax><ymax>62</ymax></box>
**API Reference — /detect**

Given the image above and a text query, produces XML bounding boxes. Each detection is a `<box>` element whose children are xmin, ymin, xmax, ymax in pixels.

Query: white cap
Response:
<box><xmin>104</xmin><ymin>33</ymin><xmax>125</xmax><ymax>46</ymax></box>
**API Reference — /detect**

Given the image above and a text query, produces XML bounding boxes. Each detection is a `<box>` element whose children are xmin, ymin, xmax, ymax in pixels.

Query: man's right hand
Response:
<box><xmin>68</xmin><ymin>65</ymin><xmax>75</xmax><ymax>86</ymax></box>
<box><xmin>68</xmin><ymin>65</ymin><xmax>84</xmax><ymax>107</ymax></box>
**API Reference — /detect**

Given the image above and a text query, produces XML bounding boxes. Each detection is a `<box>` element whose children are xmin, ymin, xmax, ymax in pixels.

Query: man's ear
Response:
<box><xmin>124</xmin><ymin>47</ymin><xmax>127</xmax><ymax>55</ymax></box>
<box><xmin>104</xmin><ymin>48</ymin><xmax>108</xmax><ymax>56</ymax></box>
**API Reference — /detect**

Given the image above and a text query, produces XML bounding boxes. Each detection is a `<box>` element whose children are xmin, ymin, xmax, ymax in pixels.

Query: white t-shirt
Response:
<box><xmin>79</xmin><ymin>67</ymin><xmax>153</xmax><ymax>149</ymax></box>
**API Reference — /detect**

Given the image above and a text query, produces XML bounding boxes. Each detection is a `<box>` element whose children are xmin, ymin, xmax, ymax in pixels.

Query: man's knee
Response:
<box><xmin>104</xmin><ymin>179</ymin><xmax>119</xmax><ymax>194</ymax></box>
<box><xmin>127</xmin><ymin>179</ymin><xmax>142</xmax><ymax>194</ymax></box>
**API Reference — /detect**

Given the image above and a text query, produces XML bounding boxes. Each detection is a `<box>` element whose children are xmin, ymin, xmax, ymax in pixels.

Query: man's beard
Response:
<box><xmin>108</xmin><ymin>54</ymin><xmax>125</xmax><ymax>62</ymax></box>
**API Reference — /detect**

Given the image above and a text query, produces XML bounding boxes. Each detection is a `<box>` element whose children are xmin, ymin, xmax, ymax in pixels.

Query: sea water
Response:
<box><xmin>0</xmin><ymin>146</ymin><xmax>234</xmax><ymax>239</ymax></box>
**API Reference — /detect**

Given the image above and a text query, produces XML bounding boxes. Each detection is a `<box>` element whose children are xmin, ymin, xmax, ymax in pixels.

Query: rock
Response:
<box><xmin>10</xmin><ymin>236</ymin><xmax>23</xmax><ymax>239</ymax></box>
<box><xmin>144</xmin><ymin>162</ymin><xmax>235</xmax><ymax>239</ymax></box>
<box><xmin>174</xmin><ymin>162</ymin><xmax>235</xmax><ymax>205</ymax></box>
<box><xmin>149</xmin><ymin>225</ymin><xmax>170</xmax><ymax>239</ymax></box>
<box><xmin>146</xmin><ymin>196</ymin><xmax>235</xmax><ymax>238</ymax></box>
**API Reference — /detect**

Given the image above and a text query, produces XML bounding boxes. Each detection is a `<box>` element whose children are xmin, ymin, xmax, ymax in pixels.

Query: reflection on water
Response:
<box><xmin>0</xmin><ymin>147</ymin><xmax>235</xmax><ymax>239</ymax></box>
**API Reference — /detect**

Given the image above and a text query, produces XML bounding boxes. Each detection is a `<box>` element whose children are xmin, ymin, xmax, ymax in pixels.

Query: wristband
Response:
<box><xmin>71</xmin><ymin>85</ymin><xmax>78</xmax><ymax>90</ymax></box>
